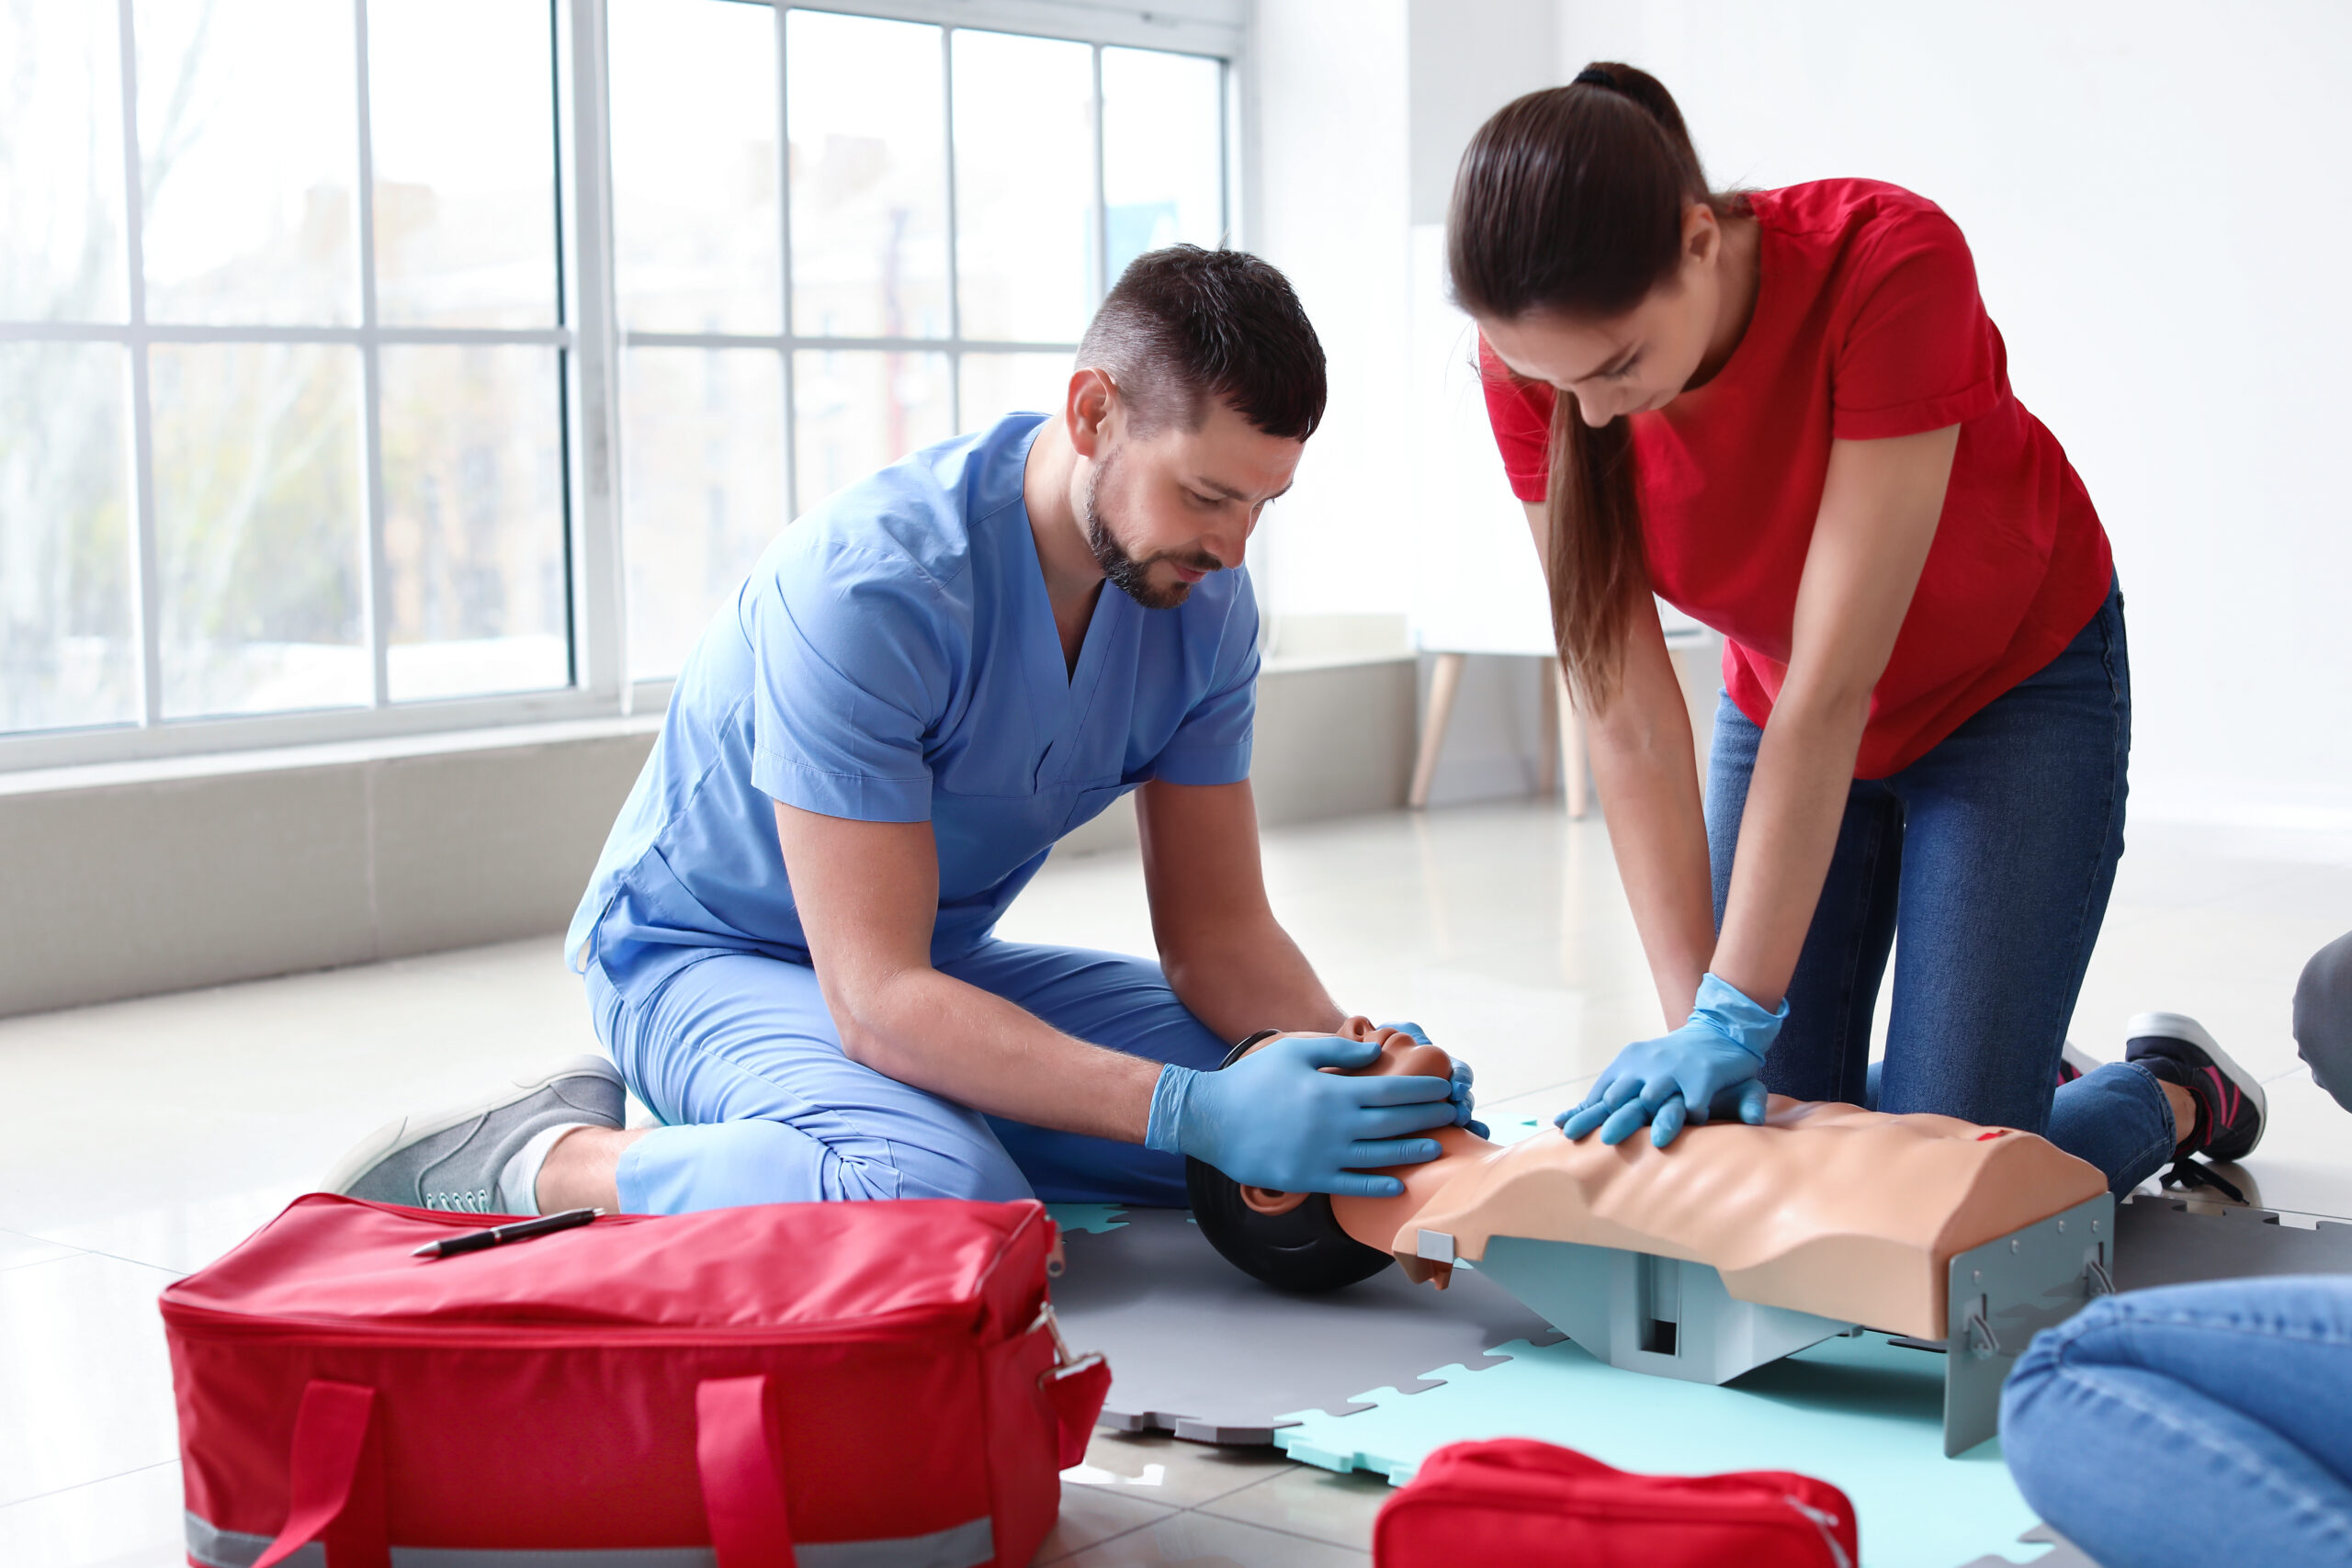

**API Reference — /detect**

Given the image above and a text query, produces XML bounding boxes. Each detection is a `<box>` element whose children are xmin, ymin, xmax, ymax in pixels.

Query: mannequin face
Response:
<box><xmin>1476</xmin><ymin>202</ymin><xmax>1731</xmax><ymax>427</ymax></box>
<box><xmin>1246</xmin><ymin>1018</ymin><xmax>1455</xmax><ymax>1080</ymax></box>
<box><xmin>1233</xmin><ymin>1019</ymin><xmax>1459</xmax><ymax>1213</ymax></box>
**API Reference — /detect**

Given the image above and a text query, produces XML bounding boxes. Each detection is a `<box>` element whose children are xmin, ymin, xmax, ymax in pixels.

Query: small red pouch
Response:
<box><xmin>1374</xmin><ymin>1438</ymin><xmax>1857</xmax><ymax>1568</ymax></box>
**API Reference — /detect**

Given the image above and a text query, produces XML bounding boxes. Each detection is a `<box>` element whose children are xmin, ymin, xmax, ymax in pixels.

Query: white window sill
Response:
<box><xmin>0</xmin><ymin>712</ymin><xmax>669</xmax><ymax>799</ymax></box>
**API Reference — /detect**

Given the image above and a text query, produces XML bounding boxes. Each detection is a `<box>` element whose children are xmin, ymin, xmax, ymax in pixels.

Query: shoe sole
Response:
<box><xmin>320</xmin><ymin>1055</ymin><xmax>626</xmax><ymax>1196</ymax></box>
<box><xmin>2127</xmin><ymin>1011</ymin><xmax>2267</xmax><ymax>1158</ymax></box>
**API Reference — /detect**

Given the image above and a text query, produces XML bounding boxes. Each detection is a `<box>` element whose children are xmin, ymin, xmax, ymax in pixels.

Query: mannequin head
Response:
<box><xmin>1230</xmin><ymin>1019</ymin><xmax>1466</xmax><ymax>1215</ymax></box>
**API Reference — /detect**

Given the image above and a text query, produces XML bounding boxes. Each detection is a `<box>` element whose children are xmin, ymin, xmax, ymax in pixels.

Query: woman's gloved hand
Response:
<box><xmin>1380</xmin><ymin>1021</ymin><xmax>1488</xmax><ymax>1138</ymax></box>
<box><xmin>1556</xmin><ymin>973</ymin><xmax>1788</xmax><ymax>1148</ymax></box>
<box><xmin>1146</xmin><ymin>1033</ymin><xmax>1457</xmax><ymax>1197</ymax></box>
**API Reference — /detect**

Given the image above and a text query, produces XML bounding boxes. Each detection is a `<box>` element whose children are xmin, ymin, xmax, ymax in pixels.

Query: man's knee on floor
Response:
<box><xmin>672</xmin><ymin>1116</ymin><xmax>1032</xmax><ymax>1207</ymax></box>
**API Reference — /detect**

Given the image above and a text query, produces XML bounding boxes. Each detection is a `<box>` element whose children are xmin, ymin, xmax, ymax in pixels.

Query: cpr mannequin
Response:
<box><xmin>1189</xmin><ymin>1021</ymin><xmax>2108</xmax><ymax>1340</ymax></box>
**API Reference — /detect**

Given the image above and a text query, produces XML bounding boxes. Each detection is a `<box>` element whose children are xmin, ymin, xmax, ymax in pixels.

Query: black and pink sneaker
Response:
<box><xmin>2057</xmin><ymin>1040</ymin><xmax>2098</xmax><ymax>1089</ymax></box>
<box><xmin>2126</xmin><ymin>1012</ymin><xmax>2267</xmax><ymax>1182</ymax></box>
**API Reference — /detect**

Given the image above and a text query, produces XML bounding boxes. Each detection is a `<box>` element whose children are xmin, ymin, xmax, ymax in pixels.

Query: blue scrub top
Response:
<box><xmin>568</xmin><ymin>413</ymin><xmax>1260</xmax><ymax>988</ymax></box>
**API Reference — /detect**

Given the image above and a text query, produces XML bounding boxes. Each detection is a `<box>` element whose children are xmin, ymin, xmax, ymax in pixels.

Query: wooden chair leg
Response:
<box><xmin>1535</xmin><ymin>661</ymin><xmax>1559</xmax><ymax>798</ymax></box>
<box><xmin>1408</xmin><ymin>652</ymin><xmax>1467</xmax><ymax>810</ymax></box>
<box><xmin>1556</xmin><ymin>662</ymin><xmax>1589</xmax><ymax>819</ymax></box>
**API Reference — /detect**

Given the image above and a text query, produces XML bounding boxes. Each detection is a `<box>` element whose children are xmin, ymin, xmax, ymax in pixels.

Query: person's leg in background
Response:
<box><xmin>2299</xmin><ymin>931</ymin><xmax>2352</xmax><ymax>1113</ymax></box>
<box><xmin>1876</xmin><ymin>582</ymin><xmax>2179</xmax><ymax>1193</ymax></box>
<box><xmin>2003</xmin><ymin>1276</ymin><xmax>2352</xmax><ymax>1568</ymax></box>
<box><xmin>944</xmin><ymin>941</ymin><xmax>1235</xmax><ymax>1207</ymax></box>
<box><xmin>591</xmin><ymin>948</ymin><xmax>1034</xmax><ymax>1213</ymax></box>
<box><xmin>1704</xmin><ymin>691</ymin><xmax>1904</xmax><ymax>1108</ymax></box>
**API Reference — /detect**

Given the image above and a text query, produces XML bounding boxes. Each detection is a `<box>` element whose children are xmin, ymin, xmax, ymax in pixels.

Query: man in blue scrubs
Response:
<box><xmin>326</xmin><ymin>247</ymin><xmax>1466</xmax><ymax>1219</ymax></box>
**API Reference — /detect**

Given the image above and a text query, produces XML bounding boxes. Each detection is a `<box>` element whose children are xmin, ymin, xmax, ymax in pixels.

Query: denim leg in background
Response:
<box><xmin>2002</xmin><ymin>1277</ymin><xmax>2352</xmax><ymax>1568</ymax></box>
<box><xmin>1705</xmin><ymin>580</ymin><xmax>2176</xmax><ymax>1193</ymax></box>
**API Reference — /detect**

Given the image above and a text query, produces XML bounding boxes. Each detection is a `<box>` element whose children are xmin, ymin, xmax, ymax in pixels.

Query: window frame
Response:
<box><xmin>0</xmin><ymin>0</ymin><xmax>1244</xmax><ymax>773</ymax></box>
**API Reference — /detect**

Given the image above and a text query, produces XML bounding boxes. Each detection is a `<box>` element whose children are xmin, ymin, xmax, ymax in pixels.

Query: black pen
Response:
<box><xmin>413</xmin><ymin>1207</ymin><xmax>600</xmax><ymax>1259</ymax></box>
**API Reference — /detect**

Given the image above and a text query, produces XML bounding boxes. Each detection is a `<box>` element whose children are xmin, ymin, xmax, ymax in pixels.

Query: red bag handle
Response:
<box><xmin>1031</xmin><ymin>1302</ymin><xmax>1112</xmax><ymax>1470</ymax></box>
<box><xmin>696</xmin><ymin>1374</ymin><xmax>798</xmax><ymax>1568</ymax></box>
<box><xmin>253</xmin><ymin>1380</ymin><xmax>389</xmax><ymax>1568</ymax></box>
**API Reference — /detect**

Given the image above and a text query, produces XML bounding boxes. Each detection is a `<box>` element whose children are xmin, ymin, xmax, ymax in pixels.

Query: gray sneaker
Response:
<box><xmin>322</xmin><ymin>1055</ymin><xmax>626</xmax><ymax>1213</ymax></box>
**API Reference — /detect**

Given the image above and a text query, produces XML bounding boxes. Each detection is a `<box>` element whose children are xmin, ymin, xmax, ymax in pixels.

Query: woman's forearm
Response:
<box><xmin>1710</xmin><ymin>687</ymin><xmax>1873</xmax><ymax>1010</ymax></box>
<box><xmin>1708</xmin><ymin>427</ymin><xmax>1954</xmax><ymax>1009</ymax></box>
<box><xmin>1584</xmin><ymin>625</ymin><xmax>1717</xmax><ymax>1030</ymax></box>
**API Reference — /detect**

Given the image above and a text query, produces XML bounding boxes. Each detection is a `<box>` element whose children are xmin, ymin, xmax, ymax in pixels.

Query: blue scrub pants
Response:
<box><xmin>1706</xmin><ymin>577</ymin><xmax>2178</xmax><ymax>1195</ymax></box>
<box><xmin>585</xmin><ymin>942</ymin><xmax>1231</xmax><ymax>1213</ymax></box>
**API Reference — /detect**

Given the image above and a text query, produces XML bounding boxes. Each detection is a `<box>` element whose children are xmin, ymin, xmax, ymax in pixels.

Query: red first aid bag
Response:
<box><xmin>160</xmin><ymin>1193</ymin><xmax>1109</xmax><ymax>1568</ymax></box>
<box><xmin>1375</xmin><ymin>1438</ymin><xmax>1858</xmax><ymax>1568</ymax></box>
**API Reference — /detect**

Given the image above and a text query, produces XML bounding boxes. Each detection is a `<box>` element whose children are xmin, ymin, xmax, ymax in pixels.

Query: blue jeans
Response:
<box><xmin>585</xmin><ymin>940</ymin><xmax>1231</xmax><ymax>1213</ymax></box>
<box><xmin>2003</xmin><ymin>1278</ymin><xmax>2352</xmax><ymax>1567</ymax></box>
<box><xmin>1706</xmin><ymin>580</ymin><xmax>2176</xmax><ymax>1193</ymax></box>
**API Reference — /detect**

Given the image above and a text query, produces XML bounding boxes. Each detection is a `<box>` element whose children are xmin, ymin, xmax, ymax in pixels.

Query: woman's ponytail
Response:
<box><xmin>1448</xmin><ymin>63</ymin><xmax>1735</xmax><ymax>709</ymax></box>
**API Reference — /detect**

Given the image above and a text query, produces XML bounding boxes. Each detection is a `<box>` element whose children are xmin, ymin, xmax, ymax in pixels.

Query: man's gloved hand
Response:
<box><xmin>1556</xmin><ymin>973</ymin><xmax>1788</xmax><ymax>1148</ymax></box>
<box><xmin>1380</xmin><ymin>1021</ymin><xmax>1489</xmax><ymax>1139</ymax></box>
<box><xmin>1146</xmin><ymin>1033</ymin><xmax>1457</xmax><ymax>1198</ymax></box>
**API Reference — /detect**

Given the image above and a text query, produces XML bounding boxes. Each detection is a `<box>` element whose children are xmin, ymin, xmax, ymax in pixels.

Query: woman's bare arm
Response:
<box><xmin>1708</xmin><ymin>425</ymin><xmax>1958</xmax><ymax>1008</ymax></box>
<box><xmin>1524</xmin><ymin>502</ymin><xmax>1713</xmax><ymax>1028</ymax></box>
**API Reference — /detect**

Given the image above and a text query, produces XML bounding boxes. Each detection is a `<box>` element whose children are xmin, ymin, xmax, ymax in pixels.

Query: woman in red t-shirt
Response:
<box><xmin>1447</xmin><ymin>64</ymin><xmax>2263</xmax><ymax>1195</ymax></box>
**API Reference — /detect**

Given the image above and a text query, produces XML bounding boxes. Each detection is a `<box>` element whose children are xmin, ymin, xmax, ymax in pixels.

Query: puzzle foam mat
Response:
<box><xmin>1272</xmin><ymin>1328</ymin><xmax>2043</xmax><ymax>1568</ymax></box>
<box><xmin>2114</xmin><ymin>1190</ymin><xmax>2352</xmax><ymax>1285</ymax></box>
<box><xmin>1044</xmin><ymin>1203</ymin><xmax>1557</xmax><ymax>1443</ymax></box>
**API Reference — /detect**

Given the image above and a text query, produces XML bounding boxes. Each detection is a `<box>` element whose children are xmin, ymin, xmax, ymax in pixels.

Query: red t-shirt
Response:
<box><xmin>1480</xmin><ymin>178</ymin><xmax>2112</xmax><ymax>778</ymax></box>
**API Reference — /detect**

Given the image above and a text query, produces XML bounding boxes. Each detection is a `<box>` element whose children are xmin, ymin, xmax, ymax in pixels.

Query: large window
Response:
<box><xmin>0</xmin><ymin>0</ymin><xmax>1235</xmax><ymax>759</ymax></box>
<box><xmin>606</xmin><ymin>3</ymin><xmax>1228</xmax><ymax>678</ymax></box>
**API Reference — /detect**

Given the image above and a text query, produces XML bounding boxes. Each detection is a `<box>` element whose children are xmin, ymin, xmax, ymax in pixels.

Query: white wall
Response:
<box><xmin>1251</xmin><ymin>0</ymin><xmax>1569</xmax><ymax>803</ymax></box>
<box><xmin>1408</xmin><ymin>0</ymin><xmax>1560</xmax><ymax>224</ymax></box>
<box><xmin>1248</xmin><ymin>0</ymin><xmax>1557</xmax><ymax>627</ymax></box>
<box><xmin>1246</xmin><ymin>0</ymin><xmax>1415</xmax><ymax>621</ymax></box>
<box><xmin>1551</xmin><ymin>0</ymin><xmax>2352</xmax><ymax>828</ymax></box>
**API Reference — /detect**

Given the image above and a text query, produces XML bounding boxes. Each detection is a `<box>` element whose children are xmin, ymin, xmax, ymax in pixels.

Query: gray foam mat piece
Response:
<box><xmin>1050</xmin><ymin>1207</ymin><xmax>1556</xmax><ymax>1444</ymax></box>
<box><xmin>2116</xmin><ymin>1192</ymin><xmax>2352</xmax><ymax>1290</ymax></box>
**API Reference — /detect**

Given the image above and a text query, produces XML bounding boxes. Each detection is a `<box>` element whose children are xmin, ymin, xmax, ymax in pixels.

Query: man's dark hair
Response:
<box><xmin>1076</xmin><ymin>245</ymin><xmax>1327</xmax><ymax>442</ymax></box>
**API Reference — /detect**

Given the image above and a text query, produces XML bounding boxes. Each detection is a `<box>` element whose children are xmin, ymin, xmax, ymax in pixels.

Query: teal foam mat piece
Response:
<box><xmin>1043</xmin><ymin>1202</ymin><xmax>1129</xmax><ymax>1235</ymax></box>
<box><xmin>1273</xmin><ymin>1331</ymin><xmax>2053</xmax><ymax>1568</ymax></box>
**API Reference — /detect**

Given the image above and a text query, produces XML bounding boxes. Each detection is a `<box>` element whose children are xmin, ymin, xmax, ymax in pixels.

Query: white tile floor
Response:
<box><xmin>2</xmin><ymin>799</ymin><xmax>2347</xmax><ymax>1566</ymax></box>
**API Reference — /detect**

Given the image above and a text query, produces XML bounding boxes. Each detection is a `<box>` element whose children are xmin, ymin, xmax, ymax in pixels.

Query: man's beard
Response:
<box><xmin>1081</xmin><ymin>450</ymin><xmax>1221</xmax><ymax>611</ymax></box>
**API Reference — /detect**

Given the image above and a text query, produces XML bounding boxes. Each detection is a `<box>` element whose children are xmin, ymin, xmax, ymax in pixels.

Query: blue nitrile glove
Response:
<box><xmin>1380</xmin><ymin>1021</ymin><xmax>1488</xmax><ymax>1139</ymax></box>
<box><xmin>1556</xmin><ymin>973</ymin><xmax>1788</xmax><ymax>1148</ymax></box>
<box><xmin>1145</xmin><ymin>1033</ymin><xmax>1457</xmax><ymax>1198</ymax></box>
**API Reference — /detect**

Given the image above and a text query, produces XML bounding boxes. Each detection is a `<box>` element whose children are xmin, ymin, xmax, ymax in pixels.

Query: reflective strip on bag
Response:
<box><xmin>187</xmin><ymin>1510</ymin><xmax>996</xmax><ymax>1568</ymax></box>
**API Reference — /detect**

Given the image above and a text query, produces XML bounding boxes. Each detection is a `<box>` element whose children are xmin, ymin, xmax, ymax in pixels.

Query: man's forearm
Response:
<box><xmin>827</xmin><ymin>965</ymin><xmax>1163</xmax><ymax>1142</ymax></box>
<box><xmin>1162</xmin><ymin>918</ymin><xmax>1345</xmax><ymax>1044</ymax></box>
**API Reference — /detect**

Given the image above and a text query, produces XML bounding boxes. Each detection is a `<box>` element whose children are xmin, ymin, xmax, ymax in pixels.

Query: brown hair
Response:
<box><xmin>1447</xmin><ymin>63</ymin><xmax>1736</xmax><ymax>707</ymax></box>
<box><xmin>1078</xmin><ymin>245</ymin><xmax>1328</xmax><ymax>442</ymax></box>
